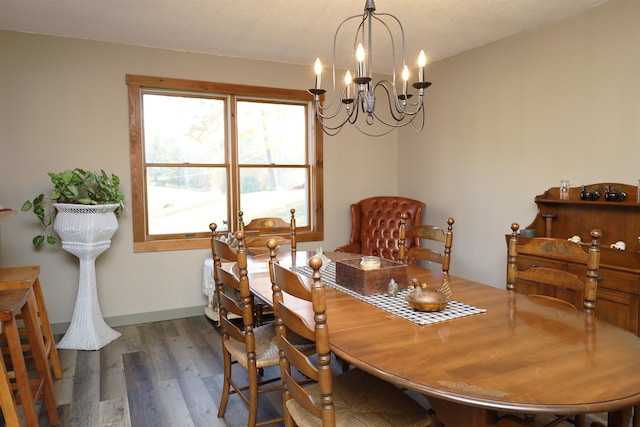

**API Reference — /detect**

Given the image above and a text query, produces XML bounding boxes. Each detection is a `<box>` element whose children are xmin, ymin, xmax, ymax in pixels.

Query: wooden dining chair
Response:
<box><xmin>239</xmin><ymin>209</ymin><xmax>297</xmax><ymax>253</ymax></box>
<box><xmin>500</xmin><ymin>223</ymin><xmax>602</xmax><ymax>427</ymax></box>
<box><xmin>212</xmin><ymin>228</ymin><xmax>284</xmax><ymax>427</ymax></box>
<box><xmin>506</xmin><ymin>223</ymin><xmax>601</xmax><ymax>313</ymax></box>
<box><xmin>239</xmin><ymin>208</ymin><xmax>297</xmax><ymax>323</ymax></box>
<box><xmin>398</xmin><ymin>214</ymin><xmax>454</xmax><ymax>278</ymax></box>
<box><xmin>268</xmin><ymin>246</ymin><xmax>432</xmax><ymax>427</ymax></box>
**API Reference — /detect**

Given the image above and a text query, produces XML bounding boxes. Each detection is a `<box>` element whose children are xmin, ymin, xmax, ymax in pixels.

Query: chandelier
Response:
<box><xmin>308</xmin><ymin>0</ymin><xmax>431</xmax><ymax>137</ymax></box>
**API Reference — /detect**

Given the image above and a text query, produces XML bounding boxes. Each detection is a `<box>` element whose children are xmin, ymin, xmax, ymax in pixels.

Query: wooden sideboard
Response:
<box><xmin>508</xmin><ymin>183</ymin><xmax>640</xmax><ymax>335</ymax></box>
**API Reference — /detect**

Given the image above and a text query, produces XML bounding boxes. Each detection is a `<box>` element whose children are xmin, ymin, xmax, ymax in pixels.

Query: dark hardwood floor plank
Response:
<box><xmin>113</xmin><ymin>324</ymin><xmax>144</xmax><ymax>353</ymax></box>
<box><xmin>203</xmin><ymin>374</ymin><xmax>250</xmax><ymax>427</ymax></box>
<box><xmin>100</xmin><ymin>331</ymin><xmax>130</xmax><ymax>403</ymax></box>
<box><xmin>167</xmin><ymin>334</ymin><xmax>221</xmax><ymax>426</ymax></box>
<box><xmin>98</xmin><ymin>397</ymin><xmax>131</xmax><ymax>427</ymax></box>
<box><xmin>67</xmin><ymin>399</ymin><xmax>100</xmax><ymax>426</ymax></box>
<box><xmin>123</xmin><ymin>350</ymin><xmax>170</xmax><ymax>427</ymax></box>
<box><xmin>57</xmin><ymin>344</ymin><xmax>78</xmax><ymax>377</ymax></box>
<box><xmin>169</xmin><ymin>327</ymin><xmax>216</xmax><ymax>379</ymax></box>
<box><xmin>198</xmin><ymin>322</ymin><xmax>227</xmax><ymax>374</ymax></box>
<box><xmin>155</xmin><ymin>378</ymin><xmax>195</xmax><ymax>427</ymax></box>
<box><xmin>172</xmin><ymin>317</ymin><xmax>220</xmax><ymax>378</ymax></box>
<box><xmin>54</xmin><ymin>348</ymin><xmax>78</xmax><ymax>406</ymax></box>
<box><xmin>157</xmin><ymin>318</ymin><xmax>180</xmax><ymax>339</ymax></box>
<box><xmin>71</xmin><ymin>349</ymin><xmax>100</xmax><ymax>403</ymax></box>
<box><xmin>138</xmin><ymin>322</ymin><xmax>178</xmax><ymax>382</ymax></box>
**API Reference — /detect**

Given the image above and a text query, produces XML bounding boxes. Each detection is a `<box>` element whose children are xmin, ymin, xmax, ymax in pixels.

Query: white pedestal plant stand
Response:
<box><xmin>53</xmin><ymin>203</ymin><xmax>121</xmax><ymax>350</ymax></box>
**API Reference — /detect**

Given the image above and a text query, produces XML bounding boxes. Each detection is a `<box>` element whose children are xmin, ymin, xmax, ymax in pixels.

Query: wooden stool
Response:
<box><xmin>0</xmin><ymin>287</ymin><xmax>59</xmax><ymax>425</ymax></box>
<box><xmin>0</xmin><ymin>266</ymin><xmax>62</xmax><ymax>380</ymax></box>
<box><xmin>0</xmin><ymin>334</ymin><xmax>20</xmax><ymax>426</ymax></box>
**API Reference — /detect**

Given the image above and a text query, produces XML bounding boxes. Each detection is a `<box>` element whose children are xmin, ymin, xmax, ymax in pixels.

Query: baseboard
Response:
<box><xmin>51</xmin><ymin>305</ymin><xmax>205</xmax><ymax>335</ymax></box>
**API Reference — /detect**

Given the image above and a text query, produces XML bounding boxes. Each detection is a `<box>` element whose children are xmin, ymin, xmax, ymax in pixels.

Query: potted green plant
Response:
<box><xmin>21</xmin><ymin>168</ymin><xmax>126</xmax><ymax>246</ymax></box>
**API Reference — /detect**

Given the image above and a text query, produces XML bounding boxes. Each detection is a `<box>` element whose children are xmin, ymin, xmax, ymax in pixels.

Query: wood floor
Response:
<box><xmin>6</xmin><ymin>314</ymin><xmax>610</xmax><ymax>426</ymax></box>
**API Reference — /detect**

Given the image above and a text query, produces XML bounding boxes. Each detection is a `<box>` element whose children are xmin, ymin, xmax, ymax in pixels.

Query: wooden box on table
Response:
<box><xmin>335</xmin><ymin>258</ymin><xmax>408</xmax><ymax>296</ymax></box>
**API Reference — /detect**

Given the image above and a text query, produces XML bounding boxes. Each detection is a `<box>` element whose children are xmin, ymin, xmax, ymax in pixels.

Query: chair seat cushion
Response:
<box><xmin>224</xmin><ymin>322</ymin><xmax>280</xmax><ymax>368</ymax></box>
<box><xmin>286</xmin><ymin>368</ymin><xmax>431</xmax><ymax>427</ymax></box>
<box><xmin>224</xmin><ymin>322</ymin><xmax>314</xmax><ymax>369</ymax></box>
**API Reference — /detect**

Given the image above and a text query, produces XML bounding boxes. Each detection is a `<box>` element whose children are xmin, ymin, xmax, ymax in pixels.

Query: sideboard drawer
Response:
<box><xmin>566</xmin><ymin>264</ymin><xmax>640</xmax><ymax>295</ymax></box>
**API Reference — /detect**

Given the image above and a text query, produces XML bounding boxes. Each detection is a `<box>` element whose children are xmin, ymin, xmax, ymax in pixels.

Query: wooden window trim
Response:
<box><xmin>127</xmin><ymin>74</ymin><xmax>324</xmax><ymax>252</ymax></box>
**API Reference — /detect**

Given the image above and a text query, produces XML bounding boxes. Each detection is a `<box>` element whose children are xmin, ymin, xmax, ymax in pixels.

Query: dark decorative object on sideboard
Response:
<box><xmin>579</xmin><ymin>185</ymin><xmax>601</xmax><ymax>201</ymax></box>
<box><xmin>604</xmin><ymin>185</ymin><xmax>627</xmax><ymax>202</ymax></box>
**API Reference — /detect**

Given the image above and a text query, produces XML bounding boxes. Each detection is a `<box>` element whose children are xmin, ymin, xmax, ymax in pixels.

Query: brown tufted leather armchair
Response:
<box><xmin>335</xmin><ymin>196</ymin><xmax>426</xmax><ymax>261</ymax></box>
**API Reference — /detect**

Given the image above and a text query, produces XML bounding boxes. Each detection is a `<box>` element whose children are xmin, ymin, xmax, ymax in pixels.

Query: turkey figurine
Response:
<box><xmin>406</xmin><ymin>277</ymin><xmax>452</xmax><ymax>312</ymax></box>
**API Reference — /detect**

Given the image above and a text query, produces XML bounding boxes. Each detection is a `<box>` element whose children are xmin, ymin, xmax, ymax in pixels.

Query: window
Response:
<box><xmin>127</xmin><ymin>75</ymin><xmax>324</xmax><ymax>252</ymax></box>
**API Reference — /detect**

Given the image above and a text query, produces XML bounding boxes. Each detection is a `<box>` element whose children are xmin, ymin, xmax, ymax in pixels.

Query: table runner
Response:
<box><xmin>292</xmin><ymin>262</ymin><xmax>486</xmax><ymax>326</ymax></box>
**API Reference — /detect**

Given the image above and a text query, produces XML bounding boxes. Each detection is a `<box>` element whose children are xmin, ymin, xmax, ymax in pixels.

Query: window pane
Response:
<box><xmin>237</xmin><ymin>101</ymin><xmax>306</xmax><ymax>165</ymax></box>
<box><xmin>147</xmin><ymin>167</ymin><xmax>229</xmax><ymax>234</ymax></box>
<box><xmin>143</xmin><ymin>93</ymin><xmax>225</xmax><ymax>164</ymax></box>
<box><xmin>239</xmin><ymin>167</ymin><xmax>308</xmax><ymax>227</ymax></box>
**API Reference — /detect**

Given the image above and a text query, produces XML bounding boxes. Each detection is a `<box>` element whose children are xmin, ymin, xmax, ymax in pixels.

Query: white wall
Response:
<box><xmin>399</xmin><ymin>0</ymin><xmax>640</xmax><ymax>287</ymax></box>
<box><xmin>0</xmin><ymin>31</ymin><xmax>398</xmax><ymax>326</ymax></box>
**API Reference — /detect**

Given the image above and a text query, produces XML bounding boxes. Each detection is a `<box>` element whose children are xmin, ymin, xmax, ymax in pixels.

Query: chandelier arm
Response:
<box><xmin>391</xmin><ymin>81</ymin><xmax>427</xmax><ymax>110</ymax></box>
<box><xmin>404</xmin><ymin>93</ymin><xmax>425</xmax><ymax>109</ymax></box>
<box><xmin>369</xmin><ymin>14</ymin><xmax>399</xmax><ymax>86</ymax></box>
<box><xmin>318</xmin><ymin>113</ymin><xmax>353</xmax><ymax>136</ymax></box>
<box><xmin>374</xmin><ymin>11</ymin><xmax>407</xmax><ymax>80</ymax></box>
<box><xmin>374</xmin><ymin>80</ymin><xmax>421</xmax><ymax>115</ymax></box>
<box><xmin>354</xmin><ymin>121</ymin><xmax>396</xmax><ymax>137</ymax></box>
<box><xmin>353</xmin><ymin>18</ymin><xmax>367</xmax><ymax>75</ymax></box>
<box><xmin>411</xmin><ymin>107</ymin><xmax>426</xmax><ymax>132</ymax></box>
<box><xmin>370</xmin><ymin>108</ymin><xmax>422</xmax><ymax>129</ymax></box>
<box><xmin>325</xmin><ymin>12</ymin><xmax>366</xmax><ymax>110</ymax></box>
<box><xmin>367</xmin><ymin>90</ymin><xmax>424</xmax><ymax>129</ymax></box>
<box><xmin>348</xmin><ymin>99</ymin><xmax>360</xmax><ymax>125</ymax></box>
<box><xmin>316</xmin><ymin>101</ymin><xmax>358</xmax><ymax>134</ymax></box>
<box><xmin>371</xmin><ymin>81</ymin><xmax>423</xmax><ymax>123</ymax></box>
<box><xmin>378</xmin><ymin>82</ymin><xmax>406</xmax><ymax>121</ymax></box>
<box><xmin>315</xmin><ymin>99</ymin><xmax>343</xmax><ymax>121</ymax></box>
<box><xmin>319</xmin><ymin>125</ymin><xmax>343</xmax><ymax>137</ymax></box>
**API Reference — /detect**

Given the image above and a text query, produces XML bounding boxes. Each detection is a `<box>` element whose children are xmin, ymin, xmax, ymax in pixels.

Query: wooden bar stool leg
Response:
<box><xmin>22</xmin><ymin>292</ymin><xmax>59</xmax><ymax>425</ymax></box>
<box><xmin>4</xmin><ymin>301</ymin><xmax>40</xmax><ymax>425</ymax></box>
<box><xmin>2</xmin><ymin>289</ymin><xmax>59</xmax><ymax>426</ymax></box>
<box><xmin>0</xmin><ymin>344</ymin><xmax>20</xmax><ymax>427</ymax></box>
<box><xmin>32</xmin><ymin>277</ymin><xmax>62</xmax><ymax>379</ymax></box>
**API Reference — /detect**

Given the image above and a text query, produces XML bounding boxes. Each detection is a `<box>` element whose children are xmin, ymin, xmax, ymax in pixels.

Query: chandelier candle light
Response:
<box><xmin>309</xmin><ymin>0</ymin><xmax>431</xmax><ymax>137</ymax></box>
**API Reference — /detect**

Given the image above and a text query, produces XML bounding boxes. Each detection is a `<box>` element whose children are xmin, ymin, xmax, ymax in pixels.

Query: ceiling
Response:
<box><xmin>0</xmin><ymin>0</ymin><xmax>610</xmax><ymax>71</ymax></box>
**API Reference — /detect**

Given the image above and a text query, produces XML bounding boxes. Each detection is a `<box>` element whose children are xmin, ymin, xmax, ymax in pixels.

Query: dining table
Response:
<box><xmin>240</xmin><ymin>249</ymin><xmax>640</xmax><ymax>427</ymax></box>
